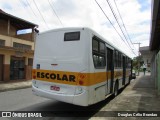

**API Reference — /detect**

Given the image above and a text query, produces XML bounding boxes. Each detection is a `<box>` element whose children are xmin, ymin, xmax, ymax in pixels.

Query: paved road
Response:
<box><xmin>0</xmin><ymin>88</ymin><xmax>48</xmax><ymax>111</ymax></box>
<box><xmin>0</xmin><ymin>88</ymin><xmax>115</xmax><ymax>120</ymax></box>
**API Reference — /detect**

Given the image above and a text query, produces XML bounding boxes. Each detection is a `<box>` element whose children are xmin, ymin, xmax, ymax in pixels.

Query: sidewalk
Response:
<box><xmin>90</xmin><ymin>72</ymin><xmax>160</xmax><ymax>119</ymax></box>
<box><xmin>0</xmin><ymin>80</ymin><xmax>32</xmax><ymax>92</ymax></box>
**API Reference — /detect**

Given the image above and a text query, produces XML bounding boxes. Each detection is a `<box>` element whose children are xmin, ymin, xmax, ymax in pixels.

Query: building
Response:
<box><xmin>139</xmin><ymin>46</ymin><xmax>153</xmax><ymax>71</ymax></box>
<box><xmin>150</xmin><ymin>0</ymin><xmax>160</xmax><ymax>95</ymax></box>
<box><xmin>0</xmin><ymin>10</ymin><xmax>38</xmax><ymax>82</ymax></box>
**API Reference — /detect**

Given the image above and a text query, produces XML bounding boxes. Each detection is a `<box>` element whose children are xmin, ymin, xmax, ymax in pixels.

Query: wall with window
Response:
<box><xmin>13</xmin><ymin>42</ymin><xmax>32</xmax><ymax>50</ymax></box>
<box><xmin>0</xmin><ymin>39</ymin><xmax>5</xmax><ymax>46</ymax></box>
<box><xmin>0</xmin><ymin>19</ymin><xmax>8</xmax><ymax>35</ymax></box>
<box><xmin>0</xmin><ymin>34</ymin><xmax>34</xmax><ymax>50</ymax></box>
<box><xmin>16</xmin><ymin>33</ymin><xmax>34</xmax><ymax>42</ymax></box>
<box><xmin>0</xmin><ymin>19</ymin><xmax>16</xmax><ymax>36</ymax></box>
<box><xmin>0</xmin><ymin>48</ymin><xmax>34</xmax><ymax>81</ymax></box>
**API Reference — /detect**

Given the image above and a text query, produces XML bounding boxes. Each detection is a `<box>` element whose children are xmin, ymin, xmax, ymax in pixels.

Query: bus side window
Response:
<box><xmin>99</xmin><ymin>56</ymin><xmax>105</xmax><ymax>66</ymax></box>
<box><xmin>107</xmin><ymin>49</ymin><xmax>112</xmax><ymax>70</ymax></box>
<box><xmin>92</xmin><ymin>37</ymin><xmax>106</xmax><ymax>68</ymax></box>
<box><xmin>93</xmin><ymin>54</ymin><xmax>99</xmax><ymax>67</ymax></box>
<box><xmin>93</xmin><ymin>39</ymin><xmax>98</xmax><ymax>51</ymax></box>
<box><xmin>114</xmin><ymin>50</ymin><xmax>118</xmax><ymax>68</ymax></box>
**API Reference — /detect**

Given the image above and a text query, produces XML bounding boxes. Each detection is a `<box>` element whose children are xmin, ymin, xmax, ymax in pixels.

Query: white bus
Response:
<box><xmin>32</xmin><ymin>27</ymin><xmax>132</xmax><ymax>106</ymax></box>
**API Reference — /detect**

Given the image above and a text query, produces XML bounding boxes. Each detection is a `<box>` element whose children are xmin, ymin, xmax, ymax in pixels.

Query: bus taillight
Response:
<box><xmin>79</xmin><ymin>80</ymin><xmax>84</xmax><ymax>85</ymax></box>
<box><xmin>33</xmin><ymin>75</ymin><xmax>36</xmax><ymax>79</ymax></box>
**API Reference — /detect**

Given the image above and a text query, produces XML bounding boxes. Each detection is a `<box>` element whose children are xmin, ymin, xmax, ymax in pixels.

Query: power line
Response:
<box><xmin>33</xmin><ymin>0</ymin><xmax>49</xmax><ymax>29</ymax></box>
<box><xmin>105</xmin><ymin>0</ymin><xmax>133</xmax><ymax>50</ymax></box>
<box><xmin>95</xmin><ymin>0</ymin><xmax>136</xmax><ymax>56</ymax></box>
<box><xmin>94</xmin><ymin>0</ymin><xmax>125</xmax><ymax>45</ymax></box>
<box><xmin>18</xmin><ymin>0</ymin><xmax>32</xmax><ymax>21</ymax></box>
<box><xmin>48</xmin><ymin>0</ymin><xmax>63</xmax><ymax>27</ymax></box>
<box><xmin>25</xmin><ymin>0</ymin><xmax>37</xmax><ymax>17</ymax></box>
<box><xmin>112</xmin><ymin>0</ymin><xmax>137</xmax><ymax>56</ymax></box>
<box><xmin>106</xmin><ymin>0</ymin><xmax>137</xmax><ymax>56</ymax></box>
<box><xmin>113</xmin><ymin>0</ymin><xmax>136</xmax><ymax>49</ymax></box>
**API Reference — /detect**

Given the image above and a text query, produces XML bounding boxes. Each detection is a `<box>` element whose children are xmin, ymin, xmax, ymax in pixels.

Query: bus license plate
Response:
<box><xmin>50</xmin><ymin>86</ymin><xmax>60</xmax><ymax>91</ymax></box>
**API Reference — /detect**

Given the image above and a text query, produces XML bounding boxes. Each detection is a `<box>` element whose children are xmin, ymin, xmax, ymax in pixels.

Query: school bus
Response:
<box><xmin>32</xmin><ymin>27</ymin><xmax>132</xmax><ymax>106</ymax></box>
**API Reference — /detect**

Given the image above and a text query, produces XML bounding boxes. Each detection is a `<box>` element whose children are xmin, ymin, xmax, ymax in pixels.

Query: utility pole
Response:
<box><xmin>133</xmin><ymin>42</ymin><xmax>141</xmax><ymax>76</ymax></box>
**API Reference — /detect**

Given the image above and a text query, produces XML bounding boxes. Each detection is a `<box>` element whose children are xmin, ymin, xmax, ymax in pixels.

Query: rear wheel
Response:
<box><xmin>114</xmin><ymin>82</ymin><xmax>119</xmax><ymax>96</ymax></box>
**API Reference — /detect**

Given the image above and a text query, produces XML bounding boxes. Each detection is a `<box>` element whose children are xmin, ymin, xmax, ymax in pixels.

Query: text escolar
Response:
<box><xmin>36</xmin><ymin>72</ymin><xmax>76</xmax><ymax>82</ymax></box>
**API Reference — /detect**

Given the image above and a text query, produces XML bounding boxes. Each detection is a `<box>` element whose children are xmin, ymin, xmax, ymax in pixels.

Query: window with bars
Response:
<box><xmin>13</xmin><ymin>42</ymin><xmax>32</xmax><ymax>50</ymax></box>
<box><xmin>0</xmin><ymin>39</ymin><xmax>5</xmax><ymax>46</ymax></box>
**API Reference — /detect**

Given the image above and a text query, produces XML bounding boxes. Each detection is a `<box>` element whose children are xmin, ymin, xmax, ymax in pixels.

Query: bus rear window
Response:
<box><xmin>64</xmin><ymin>32</ymin><xmax>80</xmax><ymax>41</ymax></box>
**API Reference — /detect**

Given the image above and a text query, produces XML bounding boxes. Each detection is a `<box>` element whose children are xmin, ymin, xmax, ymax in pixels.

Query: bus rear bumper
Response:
<box><xmin>32</xmin><ymin>85</ymin><xmax>88</xmax><ymax>106</ymax></box>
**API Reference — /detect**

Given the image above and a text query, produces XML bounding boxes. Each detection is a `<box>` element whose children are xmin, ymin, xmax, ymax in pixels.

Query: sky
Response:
<box><xmin>0</xmin><ymin>0</ymin><xmax>151</xmax><ymax>58</ymax></box>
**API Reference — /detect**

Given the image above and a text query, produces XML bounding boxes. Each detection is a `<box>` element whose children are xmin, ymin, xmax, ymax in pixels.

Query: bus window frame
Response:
<box><xmin>92</xmin><ymin>36</ymin><xmax>106</xmax><ymax>69</ymax></box>
<box><xmin>64</xmin><ymin>31</ymin><xmax>80</xmax><ymax>41</ymax></box>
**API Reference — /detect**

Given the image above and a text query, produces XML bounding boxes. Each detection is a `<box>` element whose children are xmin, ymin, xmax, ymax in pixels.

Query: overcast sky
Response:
<box><xmin>0</xmin><ymin>0</ymin><xmax>151</xmax><ymax>58</ymax></box>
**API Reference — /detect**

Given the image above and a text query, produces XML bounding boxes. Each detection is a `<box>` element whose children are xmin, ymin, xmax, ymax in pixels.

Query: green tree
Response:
<box><xmin>132</xmin><ymin>55</ymin><xmax>143</xmax><ymax>73</ymax></box>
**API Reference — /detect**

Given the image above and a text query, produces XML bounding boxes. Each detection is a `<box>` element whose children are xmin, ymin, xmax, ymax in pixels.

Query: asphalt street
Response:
<box><xmin>0</xmin><ymin>88</ymin><xmax>48</xmax><ymax>111</ymax></box>
<box><xmin>0</xmin><ymin>88</ymin><xmax>115</xmax><ymax>120</ymax></box>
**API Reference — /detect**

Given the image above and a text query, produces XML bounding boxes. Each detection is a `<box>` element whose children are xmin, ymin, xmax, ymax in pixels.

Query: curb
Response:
<box><xmin>0</xmin><ymin>85</ymin><xmax>32</xmax><ymax>92</ymax></box>
<box><xmin>0</xmin><ymin>80</ymin><xmax>32</xmax><ymax>92</ymax></box>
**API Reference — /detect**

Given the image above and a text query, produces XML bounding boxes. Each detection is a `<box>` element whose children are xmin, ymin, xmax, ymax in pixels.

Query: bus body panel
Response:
<box><xmin>32</xmin><ymin>84</ymin><xmax>89</xmax><ymax>106</ymax></box>
<box><xmin>87</xmin><ymin>81</ymin><xmax>107</xmax><ymax>105</ymax></box>
<box><xmin>34</xmin><ymin>28</ymin><xmax>89</xmax><ymax>72</ymax></box>
<box><xmin>33</xmin><ymin>28</ymin><xmax>90</xmax><ymax>106</ymax></box>
<box><xmin>32</xmin><ymin>27</ymin><xmax>132</xmax><ymax>106</ymax></box>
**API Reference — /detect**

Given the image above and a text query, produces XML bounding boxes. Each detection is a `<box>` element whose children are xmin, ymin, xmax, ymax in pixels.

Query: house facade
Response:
<box><xmin>0</xmin><ymin>10</ymin><xmax>37</xmax><ymax>82</ymax></box>
<box><xmin>150</xmin><ymin>0</ymin><xmax>160</xmax><ymax>95</ymax></box>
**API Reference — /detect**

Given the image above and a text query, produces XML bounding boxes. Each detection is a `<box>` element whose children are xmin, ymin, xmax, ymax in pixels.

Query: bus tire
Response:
<box><xmin>114</xmin><ymin>81</ymin><xmax>119</xmax><ymax>97</ymax></box>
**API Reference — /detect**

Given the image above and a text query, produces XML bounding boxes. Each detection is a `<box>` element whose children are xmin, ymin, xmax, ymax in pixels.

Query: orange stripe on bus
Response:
<box><xmin>32</xmin><ymin>69</ymin><xmax>126</xmax><ymax>86</ymax></box>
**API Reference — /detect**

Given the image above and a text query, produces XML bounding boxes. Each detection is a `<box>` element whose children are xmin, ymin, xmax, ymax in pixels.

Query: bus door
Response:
<box><xmin>122</xmin><ymin>56</ymin><xmax>126</xmax><ymax>85</ymax></box>
<box><xmin>106</xmin><ymin>46</ymin><xmax>114</xmax><ymax>95</ymax></box>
